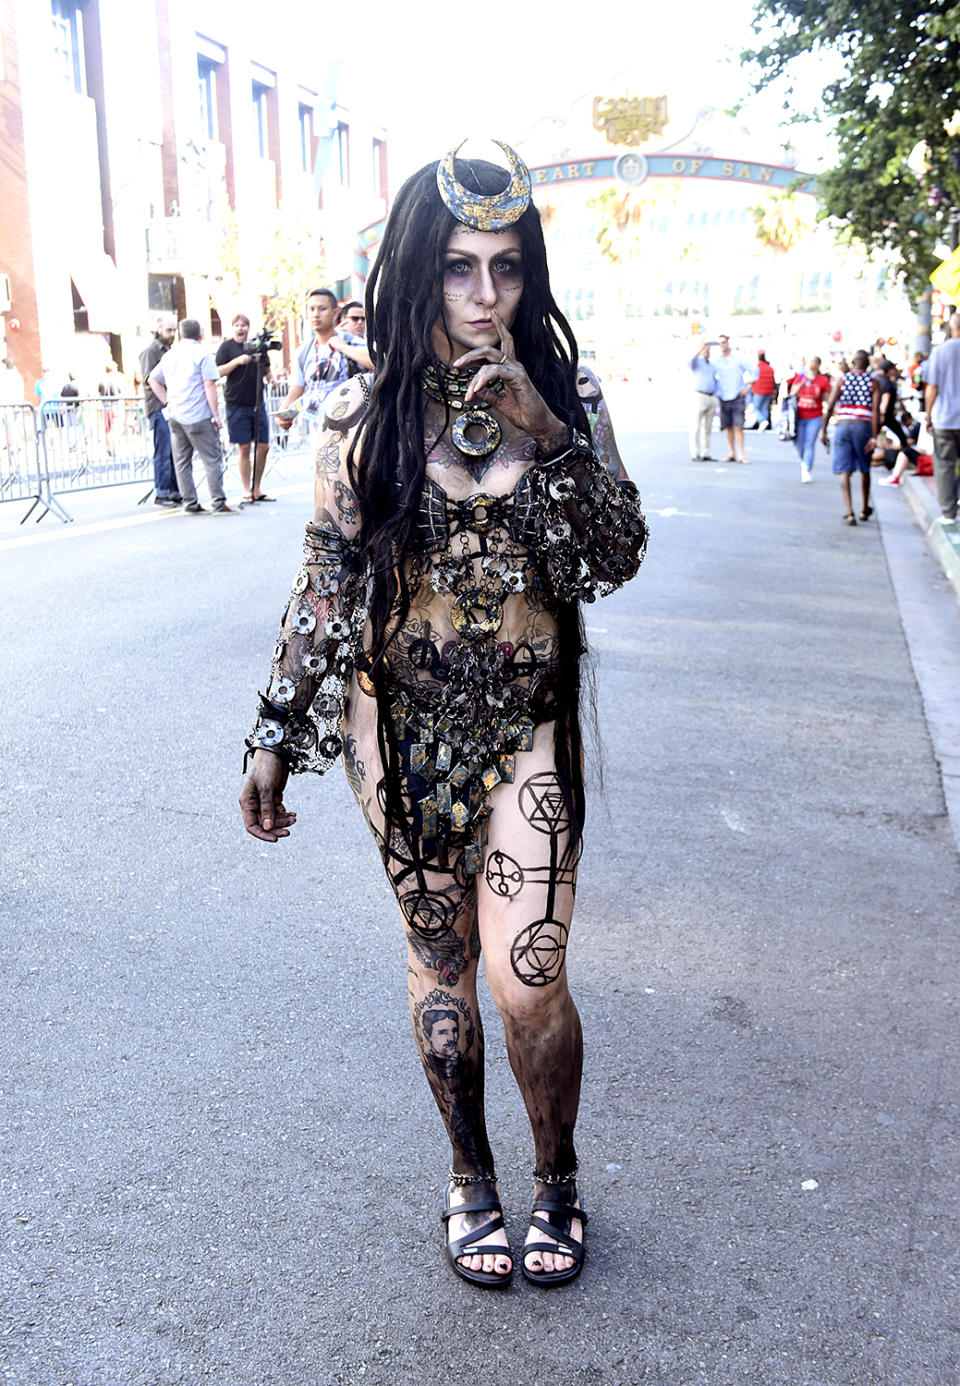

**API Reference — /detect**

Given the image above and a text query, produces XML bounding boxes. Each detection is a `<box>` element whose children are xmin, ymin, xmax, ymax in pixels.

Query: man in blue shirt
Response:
<box><xmin>689</xmin><ymin>340</ymin><xmax>716</xmax><ymax>461</ymax></box>
<box><xmin>713</xmin><ymin>333</ymin><xmax>758</xmax><ymax>464</ymax></box>
<box><xmin>925</xmin><ymin>311</ymin><xmax>960</xmax><ymax>525</ymax></box>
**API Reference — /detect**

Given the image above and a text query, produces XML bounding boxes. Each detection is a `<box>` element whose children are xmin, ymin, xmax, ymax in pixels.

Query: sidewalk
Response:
<box><xmin>899</xmin><ymin>469</ymin><xmax>960</xmax><ymax>600</ymax></box>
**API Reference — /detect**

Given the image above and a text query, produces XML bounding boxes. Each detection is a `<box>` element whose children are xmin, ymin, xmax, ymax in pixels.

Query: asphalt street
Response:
<box><xmin>2</xmin><ymin>421</ymin><xmax>959</xmax><ymax>1386</ymax></box>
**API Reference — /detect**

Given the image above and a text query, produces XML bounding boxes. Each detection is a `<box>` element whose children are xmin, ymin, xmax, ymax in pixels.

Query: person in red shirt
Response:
<box><xmin>750</xmin><ymin>351</ymin><xmax>776</xmax><ymax>430</ymax></box>
<box><xmin>790</xmin><ymin>355</ymin><xmax>832</xmax><ymax>482</ymax></box>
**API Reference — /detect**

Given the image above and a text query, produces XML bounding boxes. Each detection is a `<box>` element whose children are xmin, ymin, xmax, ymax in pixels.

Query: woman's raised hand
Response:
<box><xmin>453</xmin><ymin>310</ymin><xmax>567</xmax><ymax>454</ymax></box>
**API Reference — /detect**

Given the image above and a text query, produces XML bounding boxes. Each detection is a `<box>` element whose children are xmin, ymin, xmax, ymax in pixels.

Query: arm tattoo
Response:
<box><xmin>334</xmin><ymin>479</ymin><xmax>359</xmax><ymax>526</ymax></box>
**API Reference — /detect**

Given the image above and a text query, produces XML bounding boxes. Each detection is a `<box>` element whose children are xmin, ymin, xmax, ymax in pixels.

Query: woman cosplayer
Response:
<box><xmin>239</xmin><ymin>141</ymin><xmax>648</xmax><ymax>1287</ymax></box>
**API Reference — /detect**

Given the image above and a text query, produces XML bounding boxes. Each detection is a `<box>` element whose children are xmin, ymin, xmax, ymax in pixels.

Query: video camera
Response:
<box><xmin>246</xmin><ymin>329</ymin><xmax>282</xmax><ymax>358</ymax></box>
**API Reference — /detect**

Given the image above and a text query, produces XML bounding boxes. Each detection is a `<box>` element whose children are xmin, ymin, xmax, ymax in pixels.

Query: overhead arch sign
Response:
<box><xmin>529</xmin><ymin>154</ymin><xmax>818</xmax><ymax>195</ymax></box>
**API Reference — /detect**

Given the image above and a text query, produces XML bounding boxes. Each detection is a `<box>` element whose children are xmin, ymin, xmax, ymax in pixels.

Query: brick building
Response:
<box><xmin>0</xmin><ymin>0</ymin><xmax>389</xmax><ymax>397</ymax></box>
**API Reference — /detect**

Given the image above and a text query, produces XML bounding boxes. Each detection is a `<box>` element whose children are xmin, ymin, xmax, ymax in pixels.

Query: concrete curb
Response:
<box><xmin>901</xmin><ymin>473</ymin><xmax>960</xmax><ymax>599</ymax></box>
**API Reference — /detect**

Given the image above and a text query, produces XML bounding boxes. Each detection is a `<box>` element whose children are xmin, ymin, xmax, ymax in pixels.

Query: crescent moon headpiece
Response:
<box><xmin>436</xmin><ymin>139</ymin><xmax>532</xmax><ymax>231</ymax></box>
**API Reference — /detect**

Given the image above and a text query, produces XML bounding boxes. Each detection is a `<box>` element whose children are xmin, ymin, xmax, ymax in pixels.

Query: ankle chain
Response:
<box><xmin>449</xmin><ymin>1167</ymin><xmax>497</xmax><ymax>1187</ymax></box>
<box><xmin>532</xmin><ymin>1163</ymin><xmax>579</xmax><ymax>1185</ymax></box>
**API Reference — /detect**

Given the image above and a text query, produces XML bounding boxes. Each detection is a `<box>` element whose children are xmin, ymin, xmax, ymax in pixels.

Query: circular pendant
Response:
<box><xmin>451</xmin><ymin>407</ymin><xmax>501</xmax><ymax>459</ymax></box>
<box><xmin>465</xmin><ymin>492</ymin><xmax>498</xmax><ymax>533</ymax></box>
<box><xmin>450</xmin><ymin>589</ymin><xmax>504</xmax><ymax>638</ymax></box>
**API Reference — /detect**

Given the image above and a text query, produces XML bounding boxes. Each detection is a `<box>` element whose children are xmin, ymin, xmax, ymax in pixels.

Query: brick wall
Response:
<box><xmin>0</xmin><ymin>5</ymin><xmax>42</xmax><ymax>394</ymax></box>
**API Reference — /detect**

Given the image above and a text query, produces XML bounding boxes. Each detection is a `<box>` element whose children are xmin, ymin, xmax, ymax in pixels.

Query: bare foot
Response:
<box><xmin>523</xmin><ymin>1179</ymin><xmax>584</xmax><ymax>1277</ymax></box>
<box><xmin>447</xmin><ymin>1181</ymin><xmax>512</xmax><ymax>1278</ymax></box>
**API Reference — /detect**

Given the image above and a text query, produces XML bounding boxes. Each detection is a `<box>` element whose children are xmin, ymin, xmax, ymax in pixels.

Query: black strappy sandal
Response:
<box><xmin>522</xmin><ymin>1190</ymin><xmax>588</xmax><ymax>1287</ymax></box>
<box><xmin>441</xmin><ymin>1177</ymin><xmax>513</xmax><ymax>1288</ymax></box>
<box><xmin>859</xmin><ymin>505</ymin><xmax>874</xmax><ymax>521</ymax></box>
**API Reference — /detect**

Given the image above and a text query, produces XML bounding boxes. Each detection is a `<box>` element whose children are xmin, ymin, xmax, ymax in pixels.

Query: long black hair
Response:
<box><xmin>351</xmin><ymin>155</ymin><xmax>592</xmax><ymax>844</ymax></box>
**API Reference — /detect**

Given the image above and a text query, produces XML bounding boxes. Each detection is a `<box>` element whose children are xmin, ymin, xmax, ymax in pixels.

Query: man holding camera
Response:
<box><xmin>215</xmin><ymin>313</ymin><xmax>274</xmax><ymax>503</ymax></box>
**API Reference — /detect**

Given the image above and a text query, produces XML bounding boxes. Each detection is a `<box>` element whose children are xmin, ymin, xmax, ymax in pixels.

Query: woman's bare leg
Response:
<box><xmin>478</xmin><ymin>723</ymin><xmax>584</xmax><ymax>1276</ymax></box>
<box><xmin>350</xmin><ymin>738</ymin><xmax>510</xmax><ymax>1278</ymax></box>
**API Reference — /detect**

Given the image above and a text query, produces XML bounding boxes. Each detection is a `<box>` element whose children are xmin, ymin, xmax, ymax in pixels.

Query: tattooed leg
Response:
<box><xmin>349</xmin><ymin>755</ymin><xmax>510</xmax><ymax>1276</ymax></box>
<box><xmin>479</xmin><ymin>723</ymin><xmax>584</xmax><ymax>1276</ymax></box>
<box><xmin>397</xmin><ymin>854</ymin><xmax>511</xmax><ymax>1278</ymax></box>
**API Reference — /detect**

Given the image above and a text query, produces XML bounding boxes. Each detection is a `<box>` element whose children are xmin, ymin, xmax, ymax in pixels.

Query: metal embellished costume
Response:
<box><xmin>246</xmin><ymin>388</ymin><xmax>647</xmax><ymax>876</ymax></box>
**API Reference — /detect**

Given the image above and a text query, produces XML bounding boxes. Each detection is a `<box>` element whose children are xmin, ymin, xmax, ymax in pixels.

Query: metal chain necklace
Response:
<box><xmin>422</xmin><ymin>363</ymin><xmax>504</xmax><ymax>461</ymax></box>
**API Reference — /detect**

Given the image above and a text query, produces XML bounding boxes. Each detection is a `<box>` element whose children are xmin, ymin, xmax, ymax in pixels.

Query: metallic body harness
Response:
<box><xmin>247</xmin><ymin>433</ymin><xmax>648</xmax><ymax>873</ymax></box>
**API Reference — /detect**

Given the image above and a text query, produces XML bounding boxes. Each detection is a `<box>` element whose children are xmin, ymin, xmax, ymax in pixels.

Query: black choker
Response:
<box><xmin>422</xmin><ymin>363</ymin><xmax>504</xmax><ymax>460</ymax></box>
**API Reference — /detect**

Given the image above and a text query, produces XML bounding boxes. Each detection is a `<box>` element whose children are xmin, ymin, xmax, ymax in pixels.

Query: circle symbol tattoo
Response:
<box><xmin>400</xmin><ymin>890</ymin><xmax>455</xmax><ymax>939</ymax></box>
<box><xmin>510</xmin><ymin>917</ymin><xmax>569</xmax><ymax>986</ymax></box>
<box><xmin>485</xmin><ymin>849</ymin><xmax>524</xmax><ymax>898</ymax></box>
<box><xmin>519</xmin><ymin>773</ymin><xmax>571</xmax><ymax>836</ymax></box>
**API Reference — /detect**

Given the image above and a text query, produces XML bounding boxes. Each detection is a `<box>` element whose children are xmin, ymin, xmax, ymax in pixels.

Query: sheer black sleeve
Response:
<box><xmin>245</xmin><ymin>377</ymin><xmax>370</xmax><ymax>774</ymax></box>
<box><xmin>511</xmin><ymin>367</ymin><xmax>648</xmax><ymax>603</ymax></box>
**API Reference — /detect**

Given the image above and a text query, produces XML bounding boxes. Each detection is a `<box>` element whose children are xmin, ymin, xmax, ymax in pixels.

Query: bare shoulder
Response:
<box><xmin>313</xmin><ymin>377</ymin><xmax>370</xmax><ymax>533</ymax></box>
<box><xmin>321</xmin><ymin>374</ymin><xmax>372</xmax><ymax>436</ymax></box>
<box><xmin>575</xmin><ymin>363</ymin><xmax>604</xmax><ymax>409</ymax></box>
<box><xmin>575</xmin><ymin>363</ymin><xmax>627</xmax><ymax>480</ymax></box>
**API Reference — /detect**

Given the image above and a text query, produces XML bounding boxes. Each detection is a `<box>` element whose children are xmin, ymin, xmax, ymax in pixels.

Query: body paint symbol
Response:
<box><xmin>519</xmin><ymin>772</ymin><xmax>571</xmax><ymax>836</ymax></box>
<box><xmin>510</xmin><ymin>917</ymin><xmax>569</xmax><ymax>986</ymax></box>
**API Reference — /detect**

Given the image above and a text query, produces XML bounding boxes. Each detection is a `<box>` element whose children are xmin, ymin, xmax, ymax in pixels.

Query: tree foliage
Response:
<box><xmin>742</xmin><ymin>2</ymin><xmax>960</xmax><ymax>298</ymax></box>
<box><xmin>750</xmin><ymin>189</ymin><xmax>811</xmax><ymax>255</ymax></box>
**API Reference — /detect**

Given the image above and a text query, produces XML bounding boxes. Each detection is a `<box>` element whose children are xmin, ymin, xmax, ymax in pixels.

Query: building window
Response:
<box><xmin>147</xmin><ymin>274</ymin><xmax>185</xmax><ymax>316</ymax></box>
<box><xmin>70</xmin><ymin>278</ymin><xmax>88</xmax><ymax>332</ymax></box>
<box><xmin>198</xmin><ymin>57</ymin><xmax>218</xmax><ymax>140</ymax></box>
<box><xmin>252</xmin><ymin>81</ymin><xmax>269</xmax><ymax>157</ymax></box>
<box><xmin>337</xmin><ymin>122</ymin><xmax>350</xmax><ymax>186</ymax></box>
<box><xmin>52</xmin><ymin>0</ymin><xmax>84</xmax><ymax>94</ymax></box>
<box><xmin>299</xmin><ymin>103</ymin><xmax>314</xmax><ymax>175</ymax></box>
<box><xmin>372</xmin><ymin>137</ymin><xmax>387</xmax><ymax>199</ymax></box>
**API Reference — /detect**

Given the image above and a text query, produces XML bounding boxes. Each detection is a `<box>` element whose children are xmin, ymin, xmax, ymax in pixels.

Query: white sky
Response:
<box><xmin>322</xmin><ymin>0</ymin><xmax>836</xmax><ymax>177</ymax></box>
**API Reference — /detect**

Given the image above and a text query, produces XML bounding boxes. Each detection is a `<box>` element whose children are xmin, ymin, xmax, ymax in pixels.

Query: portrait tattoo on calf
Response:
<box><xmin>413</xmin><ymin>988</ymin><xmax>475</xmax><ymax>1069</ymax></box>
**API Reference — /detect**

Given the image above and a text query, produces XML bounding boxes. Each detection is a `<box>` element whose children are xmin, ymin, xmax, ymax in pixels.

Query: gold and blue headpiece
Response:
<box><xmin>436</xmin><ymin>139</ymin><xmax>532</xmax><ymax>231</ymax></box>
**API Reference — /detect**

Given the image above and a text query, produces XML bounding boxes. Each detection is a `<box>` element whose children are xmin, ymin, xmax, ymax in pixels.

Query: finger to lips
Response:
<box><xmin>490</xmin><ymin>308</ymin><xmax>514</xmax><ymax>357</ymax></box>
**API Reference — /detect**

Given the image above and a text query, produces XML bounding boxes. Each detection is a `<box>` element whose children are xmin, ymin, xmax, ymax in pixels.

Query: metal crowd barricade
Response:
<box><xmin>262</xmin><ymin>380</ymin><xmax>314</xmax><ymax>455</ymax></box>
<box><xmin>38</xmin><ymin>396</ymin><xmax>153</xmax><ymax>522</ymax></box>
<box><xmin>0</xmin><ymin>403</ymin><xmax>47</xmax><ymax>522</ymax></box>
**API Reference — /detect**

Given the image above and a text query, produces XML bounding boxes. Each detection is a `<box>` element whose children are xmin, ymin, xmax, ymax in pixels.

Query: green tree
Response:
<box><xmin>742</xmin><ymin>2</ymin><xmax>960</xmax><ymax>297</ymax></box>
<box><xmin>258</xmin><ymin>215</ymin><xmax>324</xmax><ymax>335</ymax></box>
<box><xmin>750</xmin><ymin>189</ymin><xmax>813</xmax><ymax>313</ymax></box>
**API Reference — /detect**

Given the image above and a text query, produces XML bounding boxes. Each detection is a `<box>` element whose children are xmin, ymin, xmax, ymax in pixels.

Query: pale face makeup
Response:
<box><xmin>431</xmin><ymin>226</ymin><xmax>523</xmax><ymax>363</ymax></box>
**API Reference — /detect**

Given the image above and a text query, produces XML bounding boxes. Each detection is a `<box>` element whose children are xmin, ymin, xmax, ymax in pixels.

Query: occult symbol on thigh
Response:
<box><xmin>484</xmin><ymin>850</ymin><xmax>525</xmax><ymax>898</ymax></box>
<box><xmin>484</xmin><ymin>845</ymin><xmax>579</xmax><ymax>900</ymax></box>
<box><xmin>400</xmin><ymin>889</ymin><xmax>456</xmax><ymax>939</ymax></box>
<box><xmin>519</xmin><ymin>772</ymin><xmax>571</xmax><ymax>836</ymax></box>
<box><xmin>510</xmin><ymin>917</ymin><xmax>569</xmax><ymax>986</ymax></box>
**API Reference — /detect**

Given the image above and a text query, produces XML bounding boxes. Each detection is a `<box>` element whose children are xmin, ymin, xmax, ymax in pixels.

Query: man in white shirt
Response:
<box><xmin>148</xmin><ymin>319</ymin><xmax>235</xmax><ymax>514</ymax></box>
<box><xmin>713</xmin><ymin>333</ymin><xmax>758</xmax><ymax>465</ymax></box>
<box><xmin>925</xmin><ymin>311</ymin><xmax>960</xmax><ymax>525</ymax></box>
